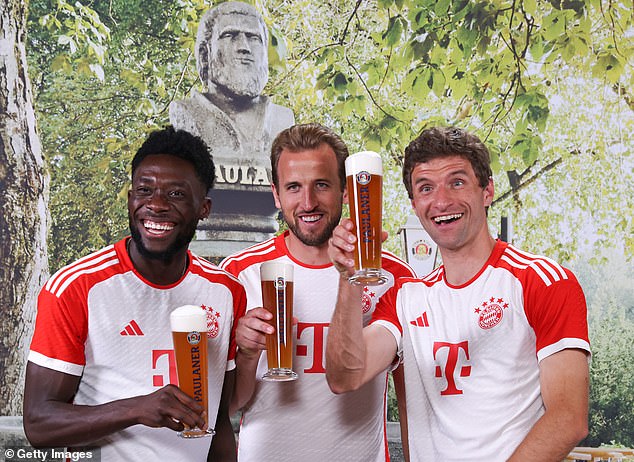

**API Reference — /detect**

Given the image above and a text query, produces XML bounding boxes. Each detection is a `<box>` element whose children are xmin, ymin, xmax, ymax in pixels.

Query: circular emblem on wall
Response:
<box><xmin>187</xmin><ymin>331</ymin><xmax>202</xmax><ymax>345</ymax></box>
<box><xmin>356</xmin><ymin>171</ymin><xmax>371</xmax><ymax>185</ymax></box>
<box><xmin>478</xmin><ymin>303</ymin><xmax>504</xmax><ymax>329</ymax></box>
<box><xmin>412</xmin><ymin>239</ymin><xmax>433</xmax><ymax>261</ymax></box>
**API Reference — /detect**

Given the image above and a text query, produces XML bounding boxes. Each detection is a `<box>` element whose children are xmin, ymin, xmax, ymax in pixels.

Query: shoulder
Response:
<box><xmin>219</xmin><ymin>236</ymin><xmax>282</xmax><ymax>277</ymax></box>
<box><xmin>381</xmin><ymin>250</ymin><xmax>416</xmax><ymax>278</ymax></box>
<box><xmin>42</xmin><ymin>242</ymin><xmax>125</xmax><ymax>299</ymax></box>
<box><xmin>496</xmin><ymin>243</ymin><xmax>574</xmax><ymax>288</ymax></box>
<box><xmin>190</xmin><ymin>254</ymin><xmax>244</xmax><ymax>289</ymax></box>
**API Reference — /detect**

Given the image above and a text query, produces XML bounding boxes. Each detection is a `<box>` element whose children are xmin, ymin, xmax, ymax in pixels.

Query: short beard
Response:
<box><xmin>283</xmin><ymin>210</ymin><xmax>341</xmax><ymax>248</ymax></box>
<box><xmin>210</xmin><ymin>62</ymin><xmax>268</xmax><ymax>99</ymax></box>
<box><xmin>128</xmin><ymin>220</ymin><xmax>197</xmax><ymax>264</ymax></box>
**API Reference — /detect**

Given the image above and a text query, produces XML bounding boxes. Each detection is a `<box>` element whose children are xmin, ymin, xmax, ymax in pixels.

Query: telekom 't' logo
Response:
<box><xmin>433</xmin><ymin>341</ymin><xmax>471</xmax><ymax>396</ymax></box>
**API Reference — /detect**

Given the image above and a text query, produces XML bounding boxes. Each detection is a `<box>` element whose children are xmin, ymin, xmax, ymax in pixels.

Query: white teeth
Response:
<box><xmin>301</xmin><ymin>215</ymin><xmax>320</xmax><ymax>223</ymax></box>
<box><xmin>434</xmin><ymin>213</ymin><xmax>462</xmax><ymax>223</ymax></box>
<box><xmin>144</xmin><ymin>221</ymin><xmax>174</xmax><ymax>231</ymax></box>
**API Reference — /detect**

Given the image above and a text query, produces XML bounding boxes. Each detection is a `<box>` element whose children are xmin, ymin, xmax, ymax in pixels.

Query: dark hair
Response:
<box><xmin>270</xmin><ymin>123</ymin><xmax>349</xmax><ymax>190</ymax></box>
<box><xmin>403</xmin><ymin>126</ymin><xmax>492</xmax><ymax>199</ymax></box>
<box><xmin>132</xmin><ymin>126</ymin><xmax>215</xmax><ymax>192</ymax></box>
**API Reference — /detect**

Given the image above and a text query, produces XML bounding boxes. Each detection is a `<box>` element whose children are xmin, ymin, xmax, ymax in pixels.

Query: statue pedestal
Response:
<box><xmin>189</xmin><ymin>186</ymin><xmax>278</xmax><ymax>259</ymax></box>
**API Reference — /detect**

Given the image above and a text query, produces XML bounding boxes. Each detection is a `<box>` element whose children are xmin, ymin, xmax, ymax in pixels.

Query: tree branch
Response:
<box><xmin>492</xmin><ymin>156</ymin><xmax>562</xmax><ymax>206</ymax></box>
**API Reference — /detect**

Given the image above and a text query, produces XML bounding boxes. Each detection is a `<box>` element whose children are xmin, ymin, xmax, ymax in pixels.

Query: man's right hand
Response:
<box><xmin>235</xmin><ymin>307</ymin><xmax>274</xmax><ymax>359</ymax></box>
<box><xmin>134</xmin><ymin>384</ymin><xmax>207</xmax><ymax>433</ymax></box>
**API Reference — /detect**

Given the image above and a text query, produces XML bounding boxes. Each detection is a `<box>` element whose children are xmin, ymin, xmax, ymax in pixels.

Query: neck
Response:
<box><xmin>440</xmin><ymin>233</ymin><xmax>497</xmax><ymax>286</ymax></box>
<box><xmin>284</xmin><ymin>233</ymin><xmax>331</xmax><ymax>267</ymax></box>
<box><xmin>127</xmin><ymin>239</ymin><xmax>188</xmax><ymax>286</ymax></box>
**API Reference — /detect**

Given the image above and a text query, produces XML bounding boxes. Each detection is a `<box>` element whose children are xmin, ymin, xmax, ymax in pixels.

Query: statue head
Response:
<box><xmin>196</xmin><ymin>2</ymin><xmax>269</xmax><ymax>100</ymax></box>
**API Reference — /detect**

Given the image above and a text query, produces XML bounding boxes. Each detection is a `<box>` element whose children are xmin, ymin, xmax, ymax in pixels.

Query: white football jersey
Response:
<box><xmin>221</xmin><ymin>231</ymin><xmax>416</xmax><ymax>462</ymax></box>
<box><xmin>29</xmin><ymin>238</ymin><xmax>246</xmax><ymax>461</ymax></box>
<box><xmin>372</xmin><ymin>240</ymin><xmax>590</xmax><ymax>462</ymax></box>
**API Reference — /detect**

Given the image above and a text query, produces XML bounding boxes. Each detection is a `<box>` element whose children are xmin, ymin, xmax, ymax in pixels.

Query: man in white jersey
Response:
<box><xmin>24</xmin><ymin>126</ymin><xmax>245</xmax><ymax>461</ymax></box>
<box><xmin>220</xmin><ymin>123</ymin><xmax>415</xmax><ymax>461</ymax></box>
<box><xmin>326</xmin><ymin>126</ymin><xmax>591</xmax><ymax>462</ymax></box>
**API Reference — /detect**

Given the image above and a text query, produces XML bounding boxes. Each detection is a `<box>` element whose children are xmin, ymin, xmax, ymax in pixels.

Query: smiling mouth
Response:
<box><xmin>143</xmin><ymin>220</ymin><xmax>175</xmax><ymax>235</ymax></box>
<box><xmin>433</xmin><ymin>213</ymin><xmax>463</xmax><ymax>224</ymax></box>
<box><xmin>300</xmin><ymin>214</ymin><xmax>322</xmax><ymax>223</ymax></box>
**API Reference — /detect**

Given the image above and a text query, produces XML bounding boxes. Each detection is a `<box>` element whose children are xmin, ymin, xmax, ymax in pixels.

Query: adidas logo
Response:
<box><xmin>120</xmin><ymin>320</ymin><xmax>144</xmax><ymax>336</ymax></box>
<box><xmin>410</xmin><ymin>312</ymin><xmax>430</xmax><ymax>327</ymax></box>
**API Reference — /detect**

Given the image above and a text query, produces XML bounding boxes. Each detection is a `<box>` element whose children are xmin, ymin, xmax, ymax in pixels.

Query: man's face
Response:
<box><xmin>409</xmin><ymin>155</ymin><xmax>493</xmax><ymax>254</ymax></box>
<box><xmin>208</xmin><ymin>12</ymin><xmax>268</xmax><ymax>99</ymax></box>
<box><xmin>272</xmin><ymin>144</ymin><xmax>346</xmax><ymax>248</ymax></box>
<box><xmin>128</xmin><ymin>154</ymin><xmax>211</xmax><ymax>262</ymax></box>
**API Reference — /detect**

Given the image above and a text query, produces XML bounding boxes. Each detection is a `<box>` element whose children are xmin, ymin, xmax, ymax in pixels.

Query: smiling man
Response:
<box><xmin>326</xmin><ymin>126</ymin><xmax>591</xmax><ymax>462</ymax></box>
<box><xmin>219</xmin><ymin>123</ymin><xmax>415</xmax><ymax>461</ymax></box>
<box><xmin>23</xmin><ymin>126</ymin><xmax>245</xmax><ymax>461</ymax></box>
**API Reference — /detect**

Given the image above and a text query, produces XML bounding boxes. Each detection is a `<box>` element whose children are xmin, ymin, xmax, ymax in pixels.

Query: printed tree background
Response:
<box><xmin>1</xmin><ymin>0</ymin><xmax>632</xmax><ymax>446</ymax></box>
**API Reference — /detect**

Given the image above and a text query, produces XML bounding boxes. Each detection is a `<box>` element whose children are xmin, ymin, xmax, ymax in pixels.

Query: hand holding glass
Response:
<box><xmin>260</xmin><ymin>261</ymin><xmax>297</xmax><ymax>381</ymax></box>
<box><xmin>345</xmin><ymin>151</ymin><xmax>387</xmax><ymax>286</ymax></box>
<box><xmin>170</xmin><ymin>305</ymin><xmax>214</xmax><ymax>438</ymax></box>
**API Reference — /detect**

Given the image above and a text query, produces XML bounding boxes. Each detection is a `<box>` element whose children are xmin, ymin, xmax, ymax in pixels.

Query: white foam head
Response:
<box><xmin>260</xmin><ymin>261</ymin><xmax>294</xmax><ymax>282</ymax></box>
<box><xmin>345</xmin><ymin>151</ymin><xmax>382</xmax><ymax>176</ymax></box>
<box><xmin>170</xmin><ymin>305</ymin><xmax>207</xmax><ymax>332</ymax></box>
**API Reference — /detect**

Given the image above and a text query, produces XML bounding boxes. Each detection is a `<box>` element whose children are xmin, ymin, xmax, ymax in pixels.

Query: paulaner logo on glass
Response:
<box><xmin>356</xmin><ymin>171</ymin><xmax>372</xmax><ymax>243</ymax></box>
<box><xmin>4</xmin><ymin>447</ymin><xmax>94</xmax><ymax>461</ymax></box>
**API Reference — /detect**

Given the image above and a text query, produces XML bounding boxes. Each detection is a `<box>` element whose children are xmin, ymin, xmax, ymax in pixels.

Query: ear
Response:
<box><xmin>199</xmin><ymin>197</ymin><xmax>212</xmax><ymax>220</ymax></box>
<box><xmin>483</xmin><ymin>177</ymin><xmax>494</xmax><ymax>207</ymax></box>
<box><xmin>271</xmin><ymin>184</ymin><xmax>282</xmax><ymax>210</ymax></box>
<box><xmin>342</xmin><ymin>186</ymin><xmax>348</xmax><ymax>205</ymax></box>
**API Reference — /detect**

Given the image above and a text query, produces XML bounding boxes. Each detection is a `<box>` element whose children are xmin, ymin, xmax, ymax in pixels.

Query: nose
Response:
<box><xmin>235</xmin><ymin>33</ymin><xmax>251</xmax><ymax>52</ymax></box>
<box><xmin>300</xmin><ymin>188</ymin><xmax>318</xmax><ymax>210</ymax></box>
<box><xmin>431</xmin><ymin>185</ymin><xmax>453</xmax><ymax>209</ymax></box>
<box><xmin>146</xmin><ymin>190</ymin><xmax>170</xmax><ymax>212</ymax></box>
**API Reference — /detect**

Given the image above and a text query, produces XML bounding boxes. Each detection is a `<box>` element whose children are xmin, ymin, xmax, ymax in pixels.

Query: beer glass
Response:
<box><xmin>260</xmin><ymin>261</ymin><xmax>297</xmax><ymax>381</ymax></box>
<box><xmin>170</xmin><ymin>305</ymin><xmax>214</xmax><ymax>438</ymax></box>
<box><xmin>345</xmin><ymin>151</ymin><xmax>388</xmax><ymax>286</ymax></box>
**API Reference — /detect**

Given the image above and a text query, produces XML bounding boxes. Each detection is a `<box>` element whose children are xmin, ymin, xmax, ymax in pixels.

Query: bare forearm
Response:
<box><xmin>230</xmin><ymin>350</ymin><xmax>260</xmax><ymax>415</ymax></box>
<box><xmin>325</xmin><ymin>276</ymin><xmax>367</xmax><ymax>393</ymax></box>
<box><xmin>208</xmin><ymin>412</ymin><xmax>237</xmax><ymax>462</ymax></box>
<box><xmin>507</xmin><ymin>411</ymin><xmax>588</xmax><ymax>461</ymax></box>
<box><xmin>24</xmin><ymin>398</ymin><xmax>141</xmax><ymax>448</ymax></box>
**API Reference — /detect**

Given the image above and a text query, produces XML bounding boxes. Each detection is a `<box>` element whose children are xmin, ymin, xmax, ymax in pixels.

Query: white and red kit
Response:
<box><xmin>372</xmin><ymin>240</ymin><xmax>590</xmax><ymax>462</ymax></box>
<box><xmin>28</xmin><ymin>237</ymin><xmax>246</xmax><ymax>461</ymax></box>
<box><xmin>220</xmin><ymin>231</ymin><xmax>415</xmax><ymax>462</ymax></box>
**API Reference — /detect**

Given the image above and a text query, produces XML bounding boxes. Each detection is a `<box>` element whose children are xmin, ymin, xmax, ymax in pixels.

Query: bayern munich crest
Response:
<box><xmin>356</xmin><ymin>171</ymin><xmax>371</xmax><ymax>185</ymax></box>
<box><xmin>362</xmin><ymin>287</ymin><xmax>376</xmax><ymax>314</ymax></box>
<box><xmin>474</xmin><ymin>297</ymin><xmax>509</xmax><ymax>330</ymax></box>
<box><xmin>202</xmin><ymin>304</ymin><xmax>221</xmax><ymax>338</ymax></box>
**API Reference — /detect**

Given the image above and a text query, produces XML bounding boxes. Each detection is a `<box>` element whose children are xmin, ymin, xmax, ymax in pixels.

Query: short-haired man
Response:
<box><xmin>326</xmin><ymin>126</ymin><xmax>591</xmax><ymax>462</ymax></box>
<box><xmin>220</xmin><ymin>123</ymin><xmax>415</xmax><ymax>461</ymax></box>
<box><xmin>24</xmin><ymin>126</ymin><xmax>245</xmax><ymax>461</ymax></box>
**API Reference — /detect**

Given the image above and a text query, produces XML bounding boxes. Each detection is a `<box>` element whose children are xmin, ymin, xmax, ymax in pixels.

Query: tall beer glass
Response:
<box><xmin>260</xmin><ymin>261</ymin><xmax>297</xmax><ymax>381</ymax></box>
<box><xmin>170</xmin><ymin>305</ymin><xmax>214</xmax><ymax>438</ymax></box>
<box><xmin>345</xmin><ymin>151</ymin><xmax>387</xmax><ymax>285</ymax></box>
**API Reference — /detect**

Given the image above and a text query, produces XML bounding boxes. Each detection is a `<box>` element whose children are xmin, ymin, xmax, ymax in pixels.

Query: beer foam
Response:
<box><xmin>260</xmin><ymin>261</ymin><xmax>294</xmax><ymax>282</ymax></box>
<box><xmin>170</xmin><ymin>305</ymin><xmax>207</xmax><ymax>332</ymax></box>
<box><xmin>345</xmin><ymin>151</ymin><xmax>383</xmax><ymax>176</ymax></box>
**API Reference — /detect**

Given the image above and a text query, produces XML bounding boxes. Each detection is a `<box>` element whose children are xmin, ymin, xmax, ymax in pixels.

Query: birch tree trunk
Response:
<box><xmin>0</xmin><ymin>0</ymin><xmax>49</xmax><ymax>415</ymax></box>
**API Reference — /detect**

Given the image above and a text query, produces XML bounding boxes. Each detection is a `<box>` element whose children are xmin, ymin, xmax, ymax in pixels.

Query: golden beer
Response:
<box><xmin>170</xmin><ymin>305</ymin><xmax>214</xmax><ymax>438</ymax></box>
<box><xmin>345</xmin><ymin>151</ymin><xmax>387</xmax><ymax>285</ymax></box>
<box><xmin>260</xmin><ymin>261</ymin><xmax>297</xmax><ymax>381</ymax></box>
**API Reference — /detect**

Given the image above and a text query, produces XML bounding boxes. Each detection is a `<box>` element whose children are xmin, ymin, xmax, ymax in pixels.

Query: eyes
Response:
<box><xmin>132</xmin><ymin>185</ymin><xmax>188</xmax><ymax>201</ymax></box>
<box><xmin>286</xmin><ymin>182</ymin><xmax>331</xmax><ymax>193</ymax></box>
<box><xmin>219</xmin><ymin>31</ymin><xmax>263</xmax><ymax>44</ymax></box>
<box><xmin>417</xmin><ymin>179</ymin><xmax>466</xmax><ymax>195</ymax></box>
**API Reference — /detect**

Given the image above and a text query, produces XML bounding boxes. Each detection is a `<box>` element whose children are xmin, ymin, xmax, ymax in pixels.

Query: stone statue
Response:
<box><xmin>170</xmin><ymin>1</ymin><xmax>294</xmax><ymax>188</ymax></box>
<box><xmin>170</xmin><ymin>2</ymin><xmax>295</xmax><ymax>257</ymax></box>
